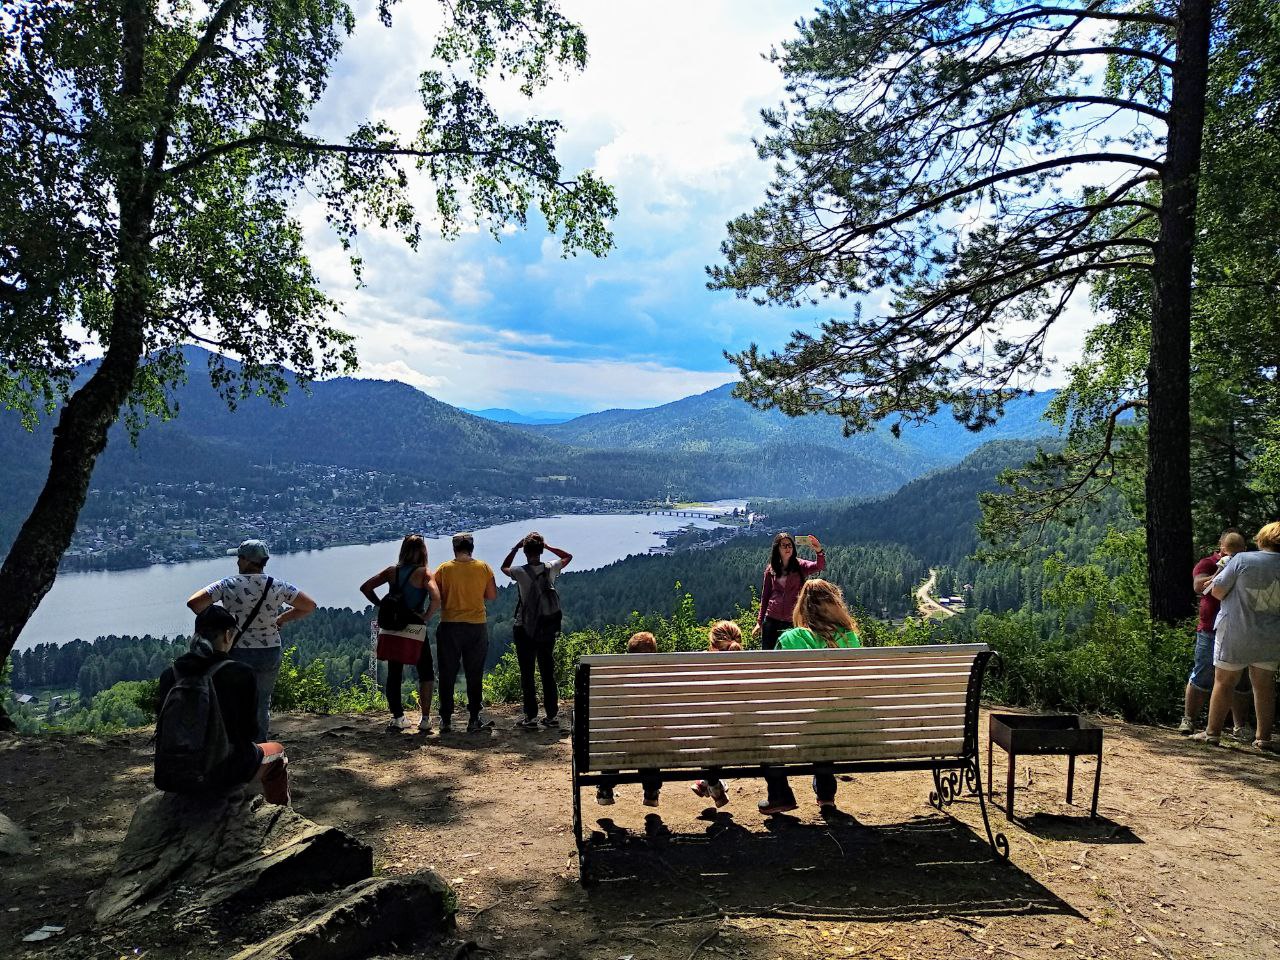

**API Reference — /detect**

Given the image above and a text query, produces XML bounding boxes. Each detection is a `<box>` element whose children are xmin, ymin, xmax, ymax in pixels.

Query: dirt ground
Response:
<box><xmin>2</xmin><ymin>705</ymin><xmax>1278</xmax><ymax>960</ymax></box>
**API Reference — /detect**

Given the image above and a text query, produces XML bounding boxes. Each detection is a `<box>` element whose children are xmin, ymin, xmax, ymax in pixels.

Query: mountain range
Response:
<box><xmin>0</xmin><ymin>348</ymin><xmax>1060</xmax><ymax>544</ymax></box>
<box><xmin>464</xmin><ymin>407</ymin><xmax>580</xmax><ymax>425</ymax></box>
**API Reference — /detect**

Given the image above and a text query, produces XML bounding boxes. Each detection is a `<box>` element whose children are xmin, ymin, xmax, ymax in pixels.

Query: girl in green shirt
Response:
<box><xmin>761</xmin><ymin>580</ymin><xmax>861</xmax><ymax>815</ymax></box>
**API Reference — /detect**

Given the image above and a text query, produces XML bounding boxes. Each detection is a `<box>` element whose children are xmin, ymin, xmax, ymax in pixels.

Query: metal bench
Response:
<box><xmin>571</xmin><ymin>642</ymin><xmax>1008</xmax><ymax>881</ymax></box>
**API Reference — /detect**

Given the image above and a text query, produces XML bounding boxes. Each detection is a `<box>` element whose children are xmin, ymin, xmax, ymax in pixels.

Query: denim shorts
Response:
<box><xmin>1189</xmin><ymin>631</ymin><xmax>1217</xmax><ymax>691</ymax></box>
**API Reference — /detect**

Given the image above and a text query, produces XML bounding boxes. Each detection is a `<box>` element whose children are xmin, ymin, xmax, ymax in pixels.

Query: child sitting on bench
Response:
<box><xmin>690</xmin><ymin>620</ymin><xmax>743</xmax><ymax>807</ymax></box>
<box><xmin>596</xmin><ymin>632</ymin><xmax>664</xmax><ymax>807</ymax></box>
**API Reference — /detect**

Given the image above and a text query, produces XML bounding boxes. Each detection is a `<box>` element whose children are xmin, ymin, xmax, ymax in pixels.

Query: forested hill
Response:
<box><xmin>527</xmin><ymin>383</ymin><xmax>1057</xmax><ymax>464</ymax></box>
<box><xmin>500</xmin><ymin>440</ymin><xmax>1058</xmax><ymax>633</ymax></box>
<box><xmin>0</xmin><ymin>351</ymin><xmax>1060</xmax><ymax>539</ymax></box>
<box><xmin>757</xmin><ymin>440</ymin><xmax>1048</xmax><ymax>566</ymax></box>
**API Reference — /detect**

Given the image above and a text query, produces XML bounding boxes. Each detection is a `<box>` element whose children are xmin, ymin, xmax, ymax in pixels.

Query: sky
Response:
<box><xmin>301</xmin><ymin>1</ymin><xmax>1098</xmax><ymax>416</ymax></box>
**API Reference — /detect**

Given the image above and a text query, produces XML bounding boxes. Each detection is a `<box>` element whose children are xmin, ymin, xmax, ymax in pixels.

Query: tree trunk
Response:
<box><xmin>1147</xmin><ymin>0</ymin><xmax>1212</xmax><ymax>625</ymax></box>
<box><xmin>0</xmin><ymin>2</ymin><xmax>155</xmax><ymax>712</ymax></box>
<box><xmin>0</xmin><ymin>317</ymin><xmax>146</xmax><ymax>670</ymax></box>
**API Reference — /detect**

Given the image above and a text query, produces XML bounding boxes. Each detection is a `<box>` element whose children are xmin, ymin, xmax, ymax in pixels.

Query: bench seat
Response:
<box><xmin>570</xmin><ymin>643</ymin><xmax>1008</xmax><ymax>881</ymax></box>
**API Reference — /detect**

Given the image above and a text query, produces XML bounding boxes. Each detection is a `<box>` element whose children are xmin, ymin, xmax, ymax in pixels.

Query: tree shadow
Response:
<box><xmin>581</xmin><ymin>812</ymin><xmax>1079</xmax><ymax>924</ymax></box>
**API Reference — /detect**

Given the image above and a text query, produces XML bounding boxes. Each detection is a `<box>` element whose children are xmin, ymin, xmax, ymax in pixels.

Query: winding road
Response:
<box><xmin>915</xmin><ymin>568</ymin><xmax>957</xmax><ymax>619</ymax></box>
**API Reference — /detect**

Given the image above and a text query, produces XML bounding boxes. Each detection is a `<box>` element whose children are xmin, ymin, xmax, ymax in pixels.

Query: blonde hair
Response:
<box><xmin>792</xmin><ymin>579</ymin><xmax>859</xmax><ymax>648</ymax></box>
<box><xmin>1256</xmin><ymin>522</ymin><xmax>1280</xmax><ymax>551</ymax></box>
<box><xmin>1220</xmin><ymin>530</ymin><xmax>1248</xmax><ymax>555</ymax></box>
<box><xmin>708</xmin><ymin>620</ymin><xmax>743</xmax><ymax>651</ymax></box>
<box><xmin>627</xmin><ymin>631</ymin><xmax>657</xmax><ymax>653</ymax></box>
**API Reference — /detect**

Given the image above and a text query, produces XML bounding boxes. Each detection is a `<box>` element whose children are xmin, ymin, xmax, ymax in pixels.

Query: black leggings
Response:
<box><xmin>386</xmin><ymin>640</ymin><xmax>435</xmax><ymax>718</ymax></box>
<box><xmin>761</xmin><ymin>617</ymin><xmax>792</xmax><ymax>651</ymax></box>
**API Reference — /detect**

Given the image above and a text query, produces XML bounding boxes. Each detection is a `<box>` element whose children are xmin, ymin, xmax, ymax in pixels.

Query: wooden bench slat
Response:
<box><xmin>588</xmin><ymin>670</ymin><xmax>967</xmax><ymax>696</ymax></box>
<box><xmin>588</xmin><ymin>690</ymin><xmax>968</xmax><ymax>717</ymax></box>
<box><xmin>588</xmin><ymin>655</ymin><xmax>980</xmax><ymax>677</ymax></box>
<box><xmin>587</xmin><ymin>678</ymin><xmax>972</xmax><ymax>705</ymax></box>
<box><xmin>585</xmin><ymin>662</ymin><xmax>976</xmax><ymax>683</ymax></box>
<box><xmin>589</xmin><ymin>724</ymin><xmax>966</xmax><ymax>754</ymax></box>
<box><xmin>585</xmin><ymin>736</ymin><xmax>967</xmax><ymax>771</ymax></box>
<box><xmin>589</xmin><ymin>718</ymin><xmax>966</xmax><ymax>749</ymax></box>
<box><xmin>589</xmin><ymin>708</ymin><xmax>966</xmax><ymax>738</ymax></box>
<box><xmin>580</xmin><ymin>643</ymin><xmax>987</xmax><ymax>666</ymax></box>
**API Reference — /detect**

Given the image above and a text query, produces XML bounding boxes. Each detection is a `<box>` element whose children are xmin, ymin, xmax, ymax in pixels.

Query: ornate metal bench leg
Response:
<box><xmin>572</xmin><ymin>755</ymin><xmax>591</xmax><ymax>885</ymax></box>
<box><xmin>929</xmin><ymin>768</ymin><xmax>962</xmax><ymax>809</ymax></box>
<box><xmin>971</xmin><ymin>756</ymin><xmax>1010</xmax><ymax>861</ymax></box>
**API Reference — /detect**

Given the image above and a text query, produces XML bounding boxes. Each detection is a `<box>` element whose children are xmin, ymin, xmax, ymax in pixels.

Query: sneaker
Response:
<box><xmin>812</xmin><ymin>777</ymin><xmax>837</xmax><ymax>809</ymax></box>
<box><xmin>1255</xmin><ymin>739</ymin><xmax>1279</xmax><ymax>753</ymax></box>
<box><xmin>691</xmin><ymin>780</ymin><xmax>712</xmax><ymax>799</ymax></box>
<box><xmin>417</xmin><ymin>715</ymin><xmax>433</xmax><ymax>733</ymax></box>
<box><xmin>596</xmin><ymin>786</ymin><xmax>615</xmax><ymax>806</ymax></box>
<box><xmin>643</xmin><ymin>789</ymin><xmax>661</xmax><ymax>807</ymax></box>
<box><xmin>1177</xmin><ymin>716</ymin><xmax>1195</xmax><ymax>735</ymax></box>
<box><xmin>1189</xmin><ymin>730</ymin><xmax>1222</xmax><ymax>746</ymax></box>
<box><xmin>709</xmin><ymin>783</ymin><xmax>730</xmax><ymax>808</ymax></box>
<box><xmin>438</xmin><ymin>718</ymin><xmax>453</xmax><ymax>734</ymax></box>
<box><xmin>758</xmin><ymin>797</ymin><xmax>798</xmax><ymax>815</ymax></box>
<box><xmin>466</xmin><ymin>716</ymin><xmax>495</xmax><ymax>733</ymax></box>
<box><xmin>515</xmin><ymin>716</ymin><xmax>539</xmax><ymax>730</ymax></box>
<box><xmin>386</xmin><ymin>715</ymin><xmax>412</xmax><ymax>731</ymax></box>
<box><xmin>1231</xmin><ymin>725</ymin><xmax>1255</xmax><ymax>744</ymax></box>
<box><xmin>540</xmin><ymin>715</ymin><xmax>560</xmax><ymax>728</ymax></box>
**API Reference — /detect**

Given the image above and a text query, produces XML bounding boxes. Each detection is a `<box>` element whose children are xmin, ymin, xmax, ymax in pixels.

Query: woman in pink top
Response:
<box><xmin>752</xmin><ymin>532</ymin><xmax>826</xmax><ymax>650</ymax></box>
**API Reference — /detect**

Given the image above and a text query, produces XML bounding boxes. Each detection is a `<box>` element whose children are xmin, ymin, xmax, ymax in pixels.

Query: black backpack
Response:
<box><xmin>377</xmin><ymin>565</ymin><xmax>418</xmax><ymax>631</ymax></box>
<box><xmin>516</xmin><ymin>564</ymin><xmax>563</xmax><ymax>637</ymax></box>
<box><xmin>154</xmin><ymin>659</ymin><xmax>233</xmax><ymax>793</ymax></box>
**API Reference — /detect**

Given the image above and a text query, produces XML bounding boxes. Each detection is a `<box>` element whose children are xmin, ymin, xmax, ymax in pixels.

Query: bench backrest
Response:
<box><xmin>575</xmin><ymin>643</ymin><xmax>989</xmax><ymax>773</ymax></box>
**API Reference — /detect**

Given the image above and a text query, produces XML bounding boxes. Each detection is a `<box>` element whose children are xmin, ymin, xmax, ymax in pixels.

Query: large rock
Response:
<box><xmin>93</xmin><ymin>791</ymin><xmax>373</xmax><ymax>926</ymax></box>
<box><xmin>229</xmin><ymin>874</ymin><xmax>457</xmax><ymax>960</ymax></box>
<box><xmin>0</xmin><ymin>811</ymin><xmax>33</xmax><ymax>856</ymax></box>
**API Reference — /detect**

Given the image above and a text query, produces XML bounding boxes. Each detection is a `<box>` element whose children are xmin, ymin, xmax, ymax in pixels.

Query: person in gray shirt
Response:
<box><xmin>1194</xmin><ymin>522</ymin><xmax>1280</xmax><ymax>750</ymax></box>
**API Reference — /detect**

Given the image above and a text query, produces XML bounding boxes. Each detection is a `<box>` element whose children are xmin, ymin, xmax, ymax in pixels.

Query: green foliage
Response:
<box><xmin>979</xmin><ymin>0</ymin><xmax>1280</xmax><ymax>555</ymax></box>
<box><xmin>272</xmin><ymin>645</ymin><xmax>387</xmax><ymax>716</ymax></box>
<box><xmin>484</xmin><ymin>583</ymin><xmax>758</xmax><ymax>704</ymax></box>
<box><xmin>58</xmin><ymin>680</ymin><xmax>160</xmax><ymax>733</ymax></box>
<box><xmin>272</xmin><ymin>647</ymin><xmax>337</xmax><ymax>713</ymax></box>
<box><xmin>899</xmin><ymin>529</ymin><xmax>1188</xmax><ymax>724</ymax></box>
<box><xmin>0</xmin><ymin>0</ymin><xmax>615</xmax><ymax>424</ymax></box>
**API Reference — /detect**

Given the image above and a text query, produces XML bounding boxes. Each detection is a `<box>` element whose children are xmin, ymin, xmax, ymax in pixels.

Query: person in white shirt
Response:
<box><xmin>501</xmin><ymin>532</ymin><xmax>572</xmax><ymax>729</ymax></box>
<box><xmin>186</xmin><ymin>539</ymin><xmax>316</xmax><ymax>740</ymax></box>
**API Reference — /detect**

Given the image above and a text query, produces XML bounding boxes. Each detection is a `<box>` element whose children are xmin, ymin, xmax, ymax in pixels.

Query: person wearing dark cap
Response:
<box><xmin>155</xmin><ymin>605</ymin><xmax>290</xmax><ymax>804</ymax></box>
<box><xmin>186</xmin><ymin>539</ymin><xmax>316</xmax><ymax>741</ymax></box>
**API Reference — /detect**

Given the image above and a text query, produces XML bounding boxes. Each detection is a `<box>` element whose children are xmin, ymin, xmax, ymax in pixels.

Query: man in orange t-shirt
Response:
<box><xmin>434</xmin><ymin>533</ymin><xmax>498</xmax><ymax>733</ymax></box>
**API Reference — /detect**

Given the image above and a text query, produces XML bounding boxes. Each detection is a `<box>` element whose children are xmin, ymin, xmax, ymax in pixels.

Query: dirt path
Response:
<box><xmin>916</xmin><ymin>568</ymin><xmax>956</xmax><ymax>619</ymax></box>
<box><xmin>3</xmin><ymin>706</ymin><xmax>1279</xmax><ymax>959</ymax></box>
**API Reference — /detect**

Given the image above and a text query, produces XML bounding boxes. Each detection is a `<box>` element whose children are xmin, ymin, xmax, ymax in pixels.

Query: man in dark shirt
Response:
<box><xmin>156</xmin><ymin>605</ymin><xmax>290</xmax><ymax>803</ymax></box>
<box><xmin>1180</xmin><ymin>530</ymin><xmax>1252</xmax><ymax>737</ymax></box>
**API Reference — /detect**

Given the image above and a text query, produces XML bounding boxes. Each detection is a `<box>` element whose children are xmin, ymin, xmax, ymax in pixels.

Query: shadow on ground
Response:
<box><xmin>1015</xmin><ymin>812</ymin><xmax>1141</xmax><ymax>844</ymax></box>
<box><xmin>580</xmin><ymin>805</ymin><xmax>1079</xmax><ymax>924</ymax></box>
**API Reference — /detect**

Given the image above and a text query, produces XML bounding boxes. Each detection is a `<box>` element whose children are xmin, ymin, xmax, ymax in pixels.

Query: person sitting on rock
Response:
<box><xmin>155</xmin><ymin>605</ymin><xmax>290</xmax><ymax>805</ymax></box>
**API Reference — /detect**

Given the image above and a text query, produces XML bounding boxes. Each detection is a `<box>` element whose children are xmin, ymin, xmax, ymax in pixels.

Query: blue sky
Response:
<box><xmin>301</xmin><ymin>1</ymin><xmax>1095</xmax><ymax>415</ymax></box>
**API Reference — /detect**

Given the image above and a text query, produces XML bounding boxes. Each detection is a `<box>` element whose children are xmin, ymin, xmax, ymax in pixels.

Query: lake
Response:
<box><xmin>15</xmin><ymin>507</ymin><xmax>739</xmax><ymax>649</ymax></box>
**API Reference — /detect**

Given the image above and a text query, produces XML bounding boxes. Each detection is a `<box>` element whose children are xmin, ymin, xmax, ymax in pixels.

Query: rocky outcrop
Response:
<box><xmin>92</xmin><ymin>791</ymin><xmax>373</xmax><ymax>926</ymax></box>
<box><xmin>229</xmin><ymin>873</ymin><xmax>457</xmax><ymax>960</ymax></box>
<box><xmin>0</xmin><ymin>810</ymin><xmax>33</xmax><ymax>856</ymax></box>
